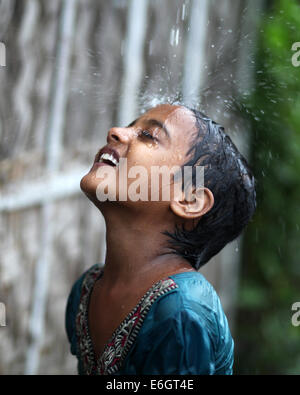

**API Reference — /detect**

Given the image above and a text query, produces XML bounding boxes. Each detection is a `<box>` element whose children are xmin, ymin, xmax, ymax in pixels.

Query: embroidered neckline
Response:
<box><xmin>76</xmin><ymin>265</ymin><xmax>178</xmax><ymax>375</ymax></box>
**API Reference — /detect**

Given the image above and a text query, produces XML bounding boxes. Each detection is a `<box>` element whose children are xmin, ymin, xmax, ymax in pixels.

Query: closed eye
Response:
<box><xmin>139</xmin><ymin>130</ymin><xmax>157</xmax><ymax>141</ymax></box>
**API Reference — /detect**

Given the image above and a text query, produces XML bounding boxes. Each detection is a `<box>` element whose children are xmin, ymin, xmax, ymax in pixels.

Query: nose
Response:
<box><xmin>107</xmin><ymin>127</ymin><xmax>132</xmax><ymax>144</ymax></box>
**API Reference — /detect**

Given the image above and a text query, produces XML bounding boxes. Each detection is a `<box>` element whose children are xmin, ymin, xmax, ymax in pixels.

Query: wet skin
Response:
<box><xmin>81</xmin><ymin>104</ymin><xmax>196</xmax><ymax>205</ymax></box>
<box><xmin>80</xmin><ymin>104</ymin><xmax>214</xmax><ymax>359</ymax></box>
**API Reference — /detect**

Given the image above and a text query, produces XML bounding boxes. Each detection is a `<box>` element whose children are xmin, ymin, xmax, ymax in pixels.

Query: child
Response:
<box><xmin>65</xmin><ymin>104</ymin><xmax>256</xmax><ymax>375</ymax></box>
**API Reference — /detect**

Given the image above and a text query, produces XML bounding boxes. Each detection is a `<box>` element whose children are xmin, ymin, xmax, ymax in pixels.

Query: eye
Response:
<box><xmin>140</xmin><ymin>130</ymin><xmax>156</xmax><ymax>140</ymax></box>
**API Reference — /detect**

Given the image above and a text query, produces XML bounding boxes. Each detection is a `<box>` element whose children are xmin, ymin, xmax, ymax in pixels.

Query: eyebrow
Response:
<box><xmin>127</xmin><ymin>118</ymin><xmax>171</xmax><ymax>140</ymax></box>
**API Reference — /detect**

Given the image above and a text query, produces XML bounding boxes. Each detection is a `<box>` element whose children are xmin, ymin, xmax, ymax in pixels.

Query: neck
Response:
<box><xmin>100</xmin><ymin>206</ymin><xmax>195</xmax><ymax>288</ymax></box>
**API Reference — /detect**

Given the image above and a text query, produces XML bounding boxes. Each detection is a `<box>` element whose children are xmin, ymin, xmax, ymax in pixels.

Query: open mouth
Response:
<box><xmin>95</xmin><ymin>146</ymin><xmax>120</xmax><ymax>167</ymax></box>
<box><xmin>98</xmin><ymin>152</ymin><xmax>119</xmax><ymax>167</ymax></box>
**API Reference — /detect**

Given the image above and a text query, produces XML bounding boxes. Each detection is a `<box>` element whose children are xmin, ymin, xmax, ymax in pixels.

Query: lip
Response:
<box><xmin>94</xmin><ymin>146</ymin><xmax>120</xmax><ymax>167</ymax></box>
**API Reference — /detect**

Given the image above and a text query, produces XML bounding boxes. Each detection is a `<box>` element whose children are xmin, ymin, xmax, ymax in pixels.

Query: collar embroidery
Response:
<box><xmin>76</xmin><ymin>265</ymin><xmax>178</xmax><ymax>375</ymax></box>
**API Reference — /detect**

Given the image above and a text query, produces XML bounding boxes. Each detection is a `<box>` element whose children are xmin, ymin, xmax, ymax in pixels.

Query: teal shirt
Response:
<box><xmin>65</xmin><ymin>265</ymin><xmax>234</xmax><ymax>375</ymax></box>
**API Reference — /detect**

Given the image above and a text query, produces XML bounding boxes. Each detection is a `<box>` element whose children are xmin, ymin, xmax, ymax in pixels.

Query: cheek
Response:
<box><xmin>126</xmin><ymin>145</ymin><xmax>185</xmax><ymax>200</ymax></box>
<box><xmin>129</xmin><ymin>145</ymin><xmax>172</xmax><ymax>168</ymax></box>
<box><xmin>168</xmin><ymin>144</ymin><xmax>186</xmax><ymax>164</ymax></box>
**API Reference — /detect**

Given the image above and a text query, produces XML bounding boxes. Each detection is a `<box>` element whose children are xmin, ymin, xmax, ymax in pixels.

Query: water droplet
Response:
<box><xmin>170</xmin><ymin>26</ymin><xmax>180</xmax><ymax>46</ymax></box>
<box><xmin>181</xmin><ymin>4</ymin><xmax>186</xmax><ymax>21</ymax></box>
<box><xmin>149</xmin><ymin>40</ymin><xmax>153</xmax><ymax>56</ymax></box>
<box><xmin>175</xmin><ymin>28</ymin><xmax>180</xmax><ymax>46</ymax></box>
<box><xmin>170</xmin><ymin>27</ymin><xmax>175</xmax><ymax>46</ymax></box>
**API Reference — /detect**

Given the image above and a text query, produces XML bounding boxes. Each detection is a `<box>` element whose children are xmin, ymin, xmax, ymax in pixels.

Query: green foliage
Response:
<box><xmin>236</xmin><ymin>0</ymin><xmax>300</xmax><ymax>374</ymax></box>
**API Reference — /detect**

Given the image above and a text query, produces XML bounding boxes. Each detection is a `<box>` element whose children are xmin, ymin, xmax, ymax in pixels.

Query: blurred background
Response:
<box><xmin>0</xmin><ymin>0</ymin><xmax>299</xmax><ymax>375</ymax></box>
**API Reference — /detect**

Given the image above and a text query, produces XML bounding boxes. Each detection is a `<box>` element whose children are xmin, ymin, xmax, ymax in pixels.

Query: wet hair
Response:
<box><xmin>163</xmin><ymin>108</ymin><xmax>256</xmax><ymax>270</ymax></box>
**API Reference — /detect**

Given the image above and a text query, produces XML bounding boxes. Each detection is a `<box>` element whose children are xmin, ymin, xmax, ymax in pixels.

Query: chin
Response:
<box><xmin>80</xmin><ymin>173</ymin><xmax>98</xmax><ymax>201</ymax></box>
<box><xmin>80</xmin><ymin>172</ymin><xmax>117</xmax><ymax>208</ymax></box>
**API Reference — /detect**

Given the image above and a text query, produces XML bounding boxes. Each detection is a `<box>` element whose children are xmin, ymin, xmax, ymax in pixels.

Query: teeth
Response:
<box><xmin>99</xmin><ymin>153</ymin><xmax>118</xmax><ymax>166</ymax></box>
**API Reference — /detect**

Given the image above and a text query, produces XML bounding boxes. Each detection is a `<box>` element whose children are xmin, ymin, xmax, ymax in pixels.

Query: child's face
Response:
<box><xmin>81</xmin><ymin>104</ymin><xmax>198</xmax><ymax>208</ymax></box>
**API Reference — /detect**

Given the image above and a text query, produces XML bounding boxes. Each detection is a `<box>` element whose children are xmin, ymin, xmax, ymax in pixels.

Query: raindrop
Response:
<box><xmin>149</xmin><ymin>40</ymin><xmax>153</xmax><ymax>55</ymax></box>
<box><xmin>176</xmin><ymin>8</ymin><xmax>180</xmax><ymax>24</ymax></box>
<box><xmin>170</xmin><ymin>27</ymin><xmax>175</xmax><ymax>46</ymax></box>
<box><xmin>181</xmin><ymin>4</ymin><xmax>186</xmax><ymax>21</ymax></box>
<box><xmin>277</xmin><ymin>246</ymin><xmax>281</xmax><ymax>257</ymax></box>
<box><xmin>120</xmin><ymin>39</ymin><xmax>125</xmax><ymax>56</ymax></box>
<box><xmin>170</xmin><ymin>27</ymin><xmax>180</xmax><ymax>47</ymax></box>
<box><xmin>175</xmin><ymin>28</ymin><xmax>180</xmax><ymax>46</ymax></box>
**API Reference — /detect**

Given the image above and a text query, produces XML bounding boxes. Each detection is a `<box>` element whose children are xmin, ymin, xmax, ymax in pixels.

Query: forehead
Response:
<box><xmin>142</xmin><ymin>104</ymin><xmax>197</xmax><ymax>141</ymax></box>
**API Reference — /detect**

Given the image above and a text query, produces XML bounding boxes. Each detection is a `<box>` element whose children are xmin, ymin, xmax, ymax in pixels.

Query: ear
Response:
<box><xmin>170</xmin><ymin>187</ymin><xmax>214</xmax><ymax>219</ymax></box>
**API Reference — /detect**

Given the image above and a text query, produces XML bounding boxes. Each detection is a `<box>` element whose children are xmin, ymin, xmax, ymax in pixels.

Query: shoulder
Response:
<box><xmin>154</xmin><ymin>272</ymin><xmax>225</xmax><ymax>327</ymax></box>
<box><xmin>170</xmin><ymin>272</ymin><xmax>234</xmax><ymax>371</ymax></box>
<box><xmin>127</xmin><ymin>277</ymin><xmax>215</xmax><ymax>374</ymax></box>
<box><xmin>174</xmin><ymin>272</ymin><xmax>234</xmax><ymax>374</ymax></box>
<box><xmin>133</xmin><ymin>271</ymin><xmax>234</xmax><ymax>374</ymax></box>
<box><xmin>147</xmin><ymin>273</ymin><xmax>220</xmax><ymax>346</ymax></box>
